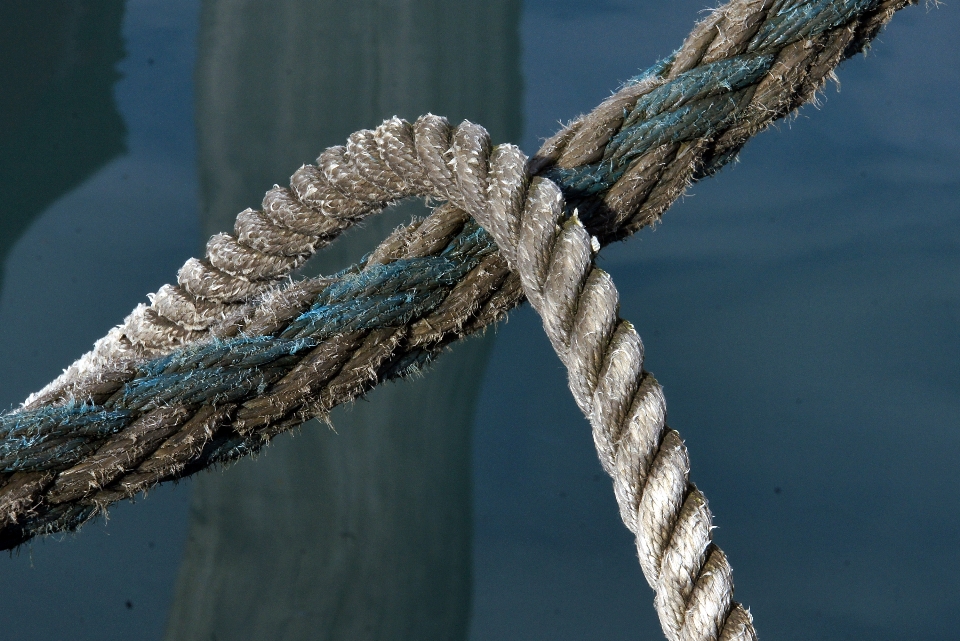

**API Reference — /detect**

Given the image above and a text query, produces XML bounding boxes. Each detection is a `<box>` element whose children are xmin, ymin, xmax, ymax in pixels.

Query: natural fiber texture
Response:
<box><xmin>472</xmin><ymin>158</ymin><xmax>758</xmax><ymax>640</ymax></box>
<box><xmin>0</xmin><ymin>0</ymin><xmax>918</xmax><ymax>637</ymax></box>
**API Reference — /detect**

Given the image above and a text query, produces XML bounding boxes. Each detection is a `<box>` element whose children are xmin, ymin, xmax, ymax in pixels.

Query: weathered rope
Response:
<box><xmin>472</xmin><ymin>155</ymin><xmax>758</xmax><ymax>640</ymax></box>
<box><xmin>0</xmin><ymin>0</ymin><xmax>917</xmax><ymax>638</ymax></box>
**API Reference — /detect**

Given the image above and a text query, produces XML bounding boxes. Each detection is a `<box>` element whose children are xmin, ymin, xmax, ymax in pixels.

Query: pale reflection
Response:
<box><xmin>164</xmin><ymin>2</ymin><xmax>521</xmax><ymax>639</ymax></box>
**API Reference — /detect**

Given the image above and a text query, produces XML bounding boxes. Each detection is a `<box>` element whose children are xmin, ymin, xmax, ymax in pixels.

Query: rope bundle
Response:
<box><xmin>0</xmin><ymin>0</ymin><xmax>918</xmax><ymax>638</ymax></box>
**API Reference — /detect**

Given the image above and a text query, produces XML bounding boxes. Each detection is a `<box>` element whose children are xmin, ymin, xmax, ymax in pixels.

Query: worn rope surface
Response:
<box><xmin>1</xmin><ymin>0</ymin><xmax>917</xmax><ymax>637</ymax></box>
<box><xmin>472</xmin><ymin>157</ymin><xmax>758</xmax><ymax>640</ymax></box>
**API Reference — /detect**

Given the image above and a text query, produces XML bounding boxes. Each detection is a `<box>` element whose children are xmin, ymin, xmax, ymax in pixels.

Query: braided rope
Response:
<box><xmin>22</xmin><ymin>116</ymin><xmax>458</xmax><ymax>410</ymax></box>
<box><xmin>0</xmin><ymin>0</ymin><xmax>920</xmax><ymax>637</ymax></box>
<box><xmin>471</xmin><ymin>146</ymin><xmax>757</xmax><ymax>640</ymax></box>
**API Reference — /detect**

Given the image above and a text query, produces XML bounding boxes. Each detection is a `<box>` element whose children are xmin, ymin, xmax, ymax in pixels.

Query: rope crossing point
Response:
<box><xmin>0</xmin><ymin>0</ymin><xmax>918</xmax><ymax>639</ymax></box>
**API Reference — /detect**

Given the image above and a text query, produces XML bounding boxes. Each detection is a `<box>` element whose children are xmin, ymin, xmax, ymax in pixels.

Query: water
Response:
<box><xmin>0</xmin><ymin>1</ymin><xmax>957</xmax><ymax>639</ymax></box>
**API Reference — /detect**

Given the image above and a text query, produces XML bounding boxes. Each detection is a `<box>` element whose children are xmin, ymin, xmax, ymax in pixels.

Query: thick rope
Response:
<box><xmin>0</xmin><ymin>0</ymin><xmax>917</xmax><ymax>637</ymax></box>
<box><xmin>472</xmin><ymin>156</ymin><xmax>758</xmax><ymax>640</ymax></box>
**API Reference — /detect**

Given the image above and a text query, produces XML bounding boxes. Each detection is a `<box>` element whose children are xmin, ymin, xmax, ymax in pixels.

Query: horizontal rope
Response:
<box><xmin>1</xmin><ymin>0</ymin><xmax>917</xmax><ymax>638</ymax></box>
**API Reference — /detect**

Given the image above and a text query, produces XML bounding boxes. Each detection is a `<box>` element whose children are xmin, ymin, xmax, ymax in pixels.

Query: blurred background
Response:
<box><xmin>0</xmin><ymin>1</ymin><xmax>957</xmax><ymax>640</ymax></box>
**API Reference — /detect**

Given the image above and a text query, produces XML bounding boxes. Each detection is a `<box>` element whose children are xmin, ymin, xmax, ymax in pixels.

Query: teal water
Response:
<box><xmin>0</xmin><ymin>2</ymin><xmax>957</xmax><ymax>640</ymax></box>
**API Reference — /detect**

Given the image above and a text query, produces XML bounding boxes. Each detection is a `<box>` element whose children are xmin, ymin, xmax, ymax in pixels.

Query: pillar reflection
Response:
<box><xmin>165</xmin><ymin>2</ymin><xmax>521</xmax><ymax>639</ymax></box>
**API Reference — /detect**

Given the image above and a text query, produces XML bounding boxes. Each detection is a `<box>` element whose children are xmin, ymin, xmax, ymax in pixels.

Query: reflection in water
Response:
<box><xmin>0</xmin><ymin>1</ymin><xmax>126</xmax><ymax>290</ymax></box>
<box><xmin>0</xmin><ymin>3</ymin><xmax>201</xmax><ymax>639</ymax></box>
<box><xmin>164</xmin><ymin>2</ymin><xmax>521</xmax><ymax>639</ymax></box>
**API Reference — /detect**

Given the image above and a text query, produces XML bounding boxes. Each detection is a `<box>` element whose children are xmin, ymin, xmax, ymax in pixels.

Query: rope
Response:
<box><xmin>473</xmin><ymin>156</ymin><xmax>758</xmax><ymax>641</ymax></box>
<box><xmin>0</xmin><ymin>0</ymin><xmax>917</xmax><ymax>638</ymax></box>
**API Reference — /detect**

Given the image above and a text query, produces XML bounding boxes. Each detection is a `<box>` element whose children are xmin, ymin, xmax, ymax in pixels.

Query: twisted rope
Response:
<box><xmin>472</xmin><ymin>155</ymin><xmax>757</xmax><ymax>640</ymax></box>
<box><xmin>0</xmin><ymin>0</ymin><xmax>918</xmax><ymax>638</ymax></box>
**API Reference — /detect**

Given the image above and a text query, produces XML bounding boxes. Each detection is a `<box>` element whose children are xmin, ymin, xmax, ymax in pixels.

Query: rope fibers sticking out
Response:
<box><xmin>0</xmin><ymin>0</ymin><xmax>918</xmax><ymax>639</ymax></box>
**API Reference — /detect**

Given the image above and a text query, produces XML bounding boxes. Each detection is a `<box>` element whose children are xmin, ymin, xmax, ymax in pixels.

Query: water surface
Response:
<box><xmin>0</xmin><ymin>2</ymin><xmax>957</xmax><ymax>640</ymax></box>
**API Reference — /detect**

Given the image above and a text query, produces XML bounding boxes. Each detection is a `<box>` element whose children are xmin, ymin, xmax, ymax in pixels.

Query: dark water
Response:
<box><xmin>0</xmin><ymin>1</ymin><xmax>958</xmax><ymax>640</ymax></box>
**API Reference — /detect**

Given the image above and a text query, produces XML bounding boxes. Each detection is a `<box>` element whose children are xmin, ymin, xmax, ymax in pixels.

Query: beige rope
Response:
<box><xmin>466</xmin><ymin>133</ymin><xmax>757</xmax><ymax>641</ymax></box>
<box><xmin>23</xmin><ymin>116</ymin><xmax>476</xmax><ymax>410</ymax></box>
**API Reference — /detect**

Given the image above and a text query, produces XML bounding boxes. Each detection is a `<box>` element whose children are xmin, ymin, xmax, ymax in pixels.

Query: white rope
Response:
<box><xmin>463</xmin><ymin>127</ymin><xmax>757</xmax><ymax>641</ymax></box>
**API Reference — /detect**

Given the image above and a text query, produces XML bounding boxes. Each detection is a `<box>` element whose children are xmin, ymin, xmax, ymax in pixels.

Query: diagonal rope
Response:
<box><xmin>0</xmin><ymin>0</ymin><xmax>919</xmax><ymax>637</ymax></box>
